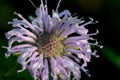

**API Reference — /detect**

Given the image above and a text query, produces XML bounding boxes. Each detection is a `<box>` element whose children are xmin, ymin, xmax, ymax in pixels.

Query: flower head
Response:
<box><xmin>3</xmin><ymin>0</ymin><xmax>102</xmax><ymax>80</ymax></box>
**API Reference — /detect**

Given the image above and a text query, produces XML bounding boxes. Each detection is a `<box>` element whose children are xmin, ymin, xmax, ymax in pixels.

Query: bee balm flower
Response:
<box><xmin>3</xmin><ymin>0</ymin><xmax>101</xmax><ymax>80</ymax></box>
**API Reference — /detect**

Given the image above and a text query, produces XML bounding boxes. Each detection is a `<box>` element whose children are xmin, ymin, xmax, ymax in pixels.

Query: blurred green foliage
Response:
<box><xmin>102</xmin><ymin>46</ymin><xmax>120</xmax><ymax>69</ymax></box>
<box><xmin>76</xmin><ymin>0</ymin><xmax>104</xmax><ymax>12</ymax></box>
<box><xmin>0</xmin><ymin>0</ymin><xmax>14</xmax><ymax>31</ymax></box>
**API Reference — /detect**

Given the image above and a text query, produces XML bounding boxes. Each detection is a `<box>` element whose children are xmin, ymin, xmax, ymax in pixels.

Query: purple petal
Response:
<box><xmin>29</xmin><ymin>54</ymin><xmax>43</xmax><ymax>80</ymax></box>
<box><xmin>56</xmin><ymin>56</ymin><xmax>71</xmax><ymax>75</ymax></box>
<box><xmin>28</xmin><ymin>52</ymin><xmax>39</xmax><ymax>61</ymax></box>
<box><xmin>41</xmin><ymin>59</ymin><xmax>49</xmax><ymax>80</ymax></box>
<box><xmin>59</xmin><ymin>24</ymin><xmax>76</xmax><ymax>38</ymax></box>
<box><xmin>64</xmin><ymin>36</ymin><xmax>89</xmax><ymax>44</ymax></box>
<box><xmin>10</xmin><ymin>44</ymin><xmax>33</xmax><ymax>50</ymax></box>
<box><xmin>13</xmin><ymin>13</ymin><xmax>42</xmax><ymax>34</ymax></box>
<box><xmin>17</xmin><ymin>47</ymin><xmax>37</xmax><ymax>72</ymax></box>
<box><xmin>66</xmin><ymin>48</ymin><xmax>90</xmax><ymax>62</ymax></box>
<box><xmin>75</xmin><ymin>26</ymin><xmax>88</xmax><ymax>35</ymax></box>
<box><xmin>8</xmin><ymin>35</ymin><xmax>35</xmax><ymax>48</ymax></box>
<box><xmin>65</xmin><ymin>53</ymin><xmax>80</xmax><ymax>63</ymax></box>
<box><xmin>50</xmin><ymin>57</ymin><xmax>58</xmax><ymax>80</ymax></box>
<box><xmin>56</xmin><ymin>19</ymin><xmax>79</xmax><ymax>35</ymax></box>
<box><xmin>60</xmin><ymin>56</ymin><xmax>81</xmax><ymax>79</ymax></box>
<box><xmin>55</xmin><ymin>57</ymin><xmax>70</xmax><ymax>79</ymax></box>
<box><xmin>6</xmin><ymin>27</ymin><xmax>37</xmax><ymax>40</ymax></box>
<box><xmin>80</xmin><ymin>17</ymin><xmax>95</xmax><ymax>27</ymax></box>
<box><xmin>59</xmin><ymin>10</ymin><xmax>71</xmax><ymax>19</ymax></box>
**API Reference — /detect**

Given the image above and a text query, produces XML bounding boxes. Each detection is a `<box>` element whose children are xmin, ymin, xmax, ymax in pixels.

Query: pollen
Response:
<box><xmin>37</xmin><ymin>33</ymin><xmax>65</xmax><ymax>58</ymax></box>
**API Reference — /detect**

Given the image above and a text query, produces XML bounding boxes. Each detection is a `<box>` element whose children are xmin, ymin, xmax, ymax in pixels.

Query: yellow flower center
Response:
<box><xmin>37</xmin><ymin>33</ymin><xmax>65</xmax><ymax>58</ymax></box>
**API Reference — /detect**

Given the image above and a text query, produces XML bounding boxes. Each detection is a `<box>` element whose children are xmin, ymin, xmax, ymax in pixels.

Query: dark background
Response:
<box><xmin>0</xmin><ymin>0</ymin><xmax>120</xmax><ymax>80</ymax></box>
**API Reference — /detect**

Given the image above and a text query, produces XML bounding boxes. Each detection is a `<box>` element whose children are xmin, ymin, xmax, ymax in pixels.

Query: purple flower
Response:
<box><xmin>3</xmin><ymin>0</ymin><xmax>102</xmax><ymax>80</ymax></box>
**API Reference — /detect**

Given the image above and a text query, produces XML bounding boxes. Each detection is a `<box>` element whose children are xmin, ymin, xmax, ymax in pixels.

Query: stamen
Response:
<box><xmin>29</xmin><ymin>0</ymin><xmax>37</xmax><ymax>9</ymax></box>
<box><xmin>56</xmin><ymin>0</ymin><xmax>62</xmax><ymax>13</ymax></box>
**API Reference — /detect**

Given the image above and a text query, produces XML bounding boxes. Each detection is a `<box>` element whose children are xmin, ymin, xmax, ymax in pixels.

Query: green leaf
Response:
<box><xmin>17</xmin><ymin>70</ymin><xmax>33</xmax><ymax>80</ymax></box>
<box><xmin>102</xmin><ymin>46</ymin><xmax>120</xmax><ymax>69</ymax></box>
<box><xmin>4</xmin><ymin>64</ymin><xmax>20</xmax><ymax>77</ymax></box>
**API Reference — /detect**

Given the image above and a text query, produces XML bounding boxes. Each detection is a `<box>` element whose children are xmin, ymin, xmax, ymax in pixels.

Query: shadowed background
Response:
<box><xmin>0</xmin><ymin>0</ymin><xmax>120</xmax><ymax>80</ymax></box>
